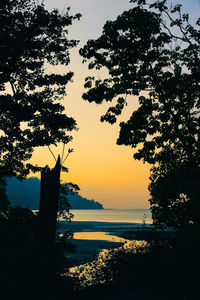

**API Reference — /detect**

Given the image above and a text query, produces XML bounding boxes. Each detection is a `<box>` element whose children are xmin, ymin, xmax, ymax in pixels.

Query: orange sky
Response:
<box><xmin>29</xmin><ymin>0</ymin><xmax>199</xmax><ymax>209</ymax></box>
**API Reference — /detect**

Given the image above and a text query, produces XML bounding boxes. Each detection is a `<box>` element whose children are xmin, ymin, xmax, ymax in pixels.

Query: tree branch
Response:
<box><xmin>48</xmin><ymin>146</ymin><xmax>57</xmax><ymax>162</ymax></box>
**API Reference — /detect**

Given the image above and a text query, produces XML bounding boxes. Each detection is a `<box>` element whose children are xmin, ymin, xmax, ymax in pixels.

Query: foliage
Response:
<box><xmin>58</xmin><ymin>182</ymin><xmax>80</xmax><ymax>222</ymax></box>
<box><xmin>0</xmin><ymin>0</ymin><xmax>81</xmax><ymax>178</ymax></box>
<box><xmin>149</xmin><ymin>162</ymin><xmax>200</xmax><ymax>228</ymax></box>
<box><xmin>0</xmin><ymin>205</ymin><xmax>73</xmax><ymax>300</ymax></box>
<box><xmin>8</xmin><ymin>205</ymin><xmax>37</xmax><ymax>225</ymax></box>
<box><xmin>0</xmin><ymin>177</ymin><xmax>9</xmax><ymax>215</ymax></box>
<box><xmin>56</xmin><ymin>182</ymin><xmax>80</xmax><ymax>243</ymax></box>
<box><xmin>80</xmin><ymin>0</ymin><xmax>200</xmax><ymax>228</ymax></box>
<box><xmin>67</xmin><ymin>236</ymin><xmax>199</xmax><ymax>299</ymax></box>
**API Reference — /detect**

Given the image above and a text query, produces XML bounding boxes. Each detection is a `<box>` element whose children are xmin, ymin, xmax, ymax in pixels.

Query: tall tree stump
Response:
<box><xmin>39</xmin><ymin>156</ymin><xmax>61</xmax><ymax>244</ymax></box>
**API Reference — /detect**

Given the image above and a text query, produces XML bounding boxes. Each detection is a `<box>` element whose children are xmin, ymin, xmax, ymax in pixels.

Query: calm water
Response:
<box><xmin>71</xmin><ymin>209</ymin><xmax>152</xmax><ymax>224</ymax></box>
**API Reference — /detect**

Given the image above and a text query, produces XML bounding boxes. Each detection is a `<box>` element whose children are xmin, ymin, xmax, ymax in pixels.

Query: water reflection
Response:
<box><xmin>66</xmin><ymin>232</ymin><xmax>147</xmax><ymax>289</ymax></box>
<box><xmin>73</xmin><ymin>231</ymin><xmax>128</xmax><ymax>243</ymax></box>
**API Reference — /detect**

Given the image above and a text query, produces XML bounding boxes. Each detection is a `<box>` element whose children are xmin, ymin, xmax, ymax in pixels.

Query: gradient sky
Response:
<box><xmin>29</xmin><ymin>0</ymin><xmax>199</xmax><ymax>209</ymax></box>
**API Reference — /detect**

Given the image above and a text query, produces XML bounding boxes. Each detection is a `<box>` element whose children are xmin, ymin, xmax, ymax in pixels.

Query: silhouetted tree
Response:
<box><xmin>0</xmin><ymin>177</ymin><xmax>9</xmax><ymax>217</ymax></box>
<box><xmin>39</xmin><ymin>156</ymin><xmax>61</xmax><ymax>243</ymax></box>
<box><xmin>80</xmin><ymin>0</ymin><xmax>200</xmax><ymax>228</ymax></box>
<box><xmin>0</xmin><ymin>0</ymin><xmax>81</xmax><ymax>178</ymax></box>
<box><xmin>149</xmin><ymin>162</ymin><xmax>200</xmax><ymax>228</ymax></box>
<box><xmin>58</xmin><ymin>182</ymin><xmax>80</xmax><ymax>222</ymax></box>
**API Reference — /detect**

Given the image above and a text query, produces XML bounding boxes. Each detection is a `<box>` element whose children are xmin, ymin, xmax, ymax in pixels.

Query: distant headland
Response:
<box><xmin>6</xmin><ymin>177</ymin><xmax>104</xmax><ymax>210</ymax></box>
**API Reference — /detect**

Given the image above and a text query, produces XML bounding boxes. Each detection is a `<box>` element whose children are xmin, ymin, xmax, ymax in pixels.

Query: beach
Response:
<box><xmin>57</xmin><ymin>220</ymin><xmax>152</xmax><ymax>267</ymax></box>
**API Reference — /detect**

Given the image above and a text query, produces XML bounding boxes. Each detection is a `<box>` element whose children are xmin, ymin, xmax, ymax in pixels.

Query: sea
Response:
<box><xmin>70</xmin><ymin>209</ymin><xmax>152</xmax><ymax>224</ymax></box>
<box><xmin>60</xmin><ymin>209</ymin><xmax>153</xmax><ymax>275</ymax></box>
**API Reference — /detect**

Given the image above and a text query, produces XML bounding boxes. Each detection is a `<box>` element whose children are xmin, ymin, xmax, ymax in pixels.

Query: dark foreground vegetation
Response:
<box><xmin>1</xmin><ymin>211</ymin><xmax>199</xmax><ymax>300</ymax></box>
<box><xmin>0</xmin><ymin>208</ymin><xmax>73</xmax><ymax>300</ymax></box>
<box><xmin>65</xmin><ymin>226</ymin><xmax>199</xmax><ymax>300</ymax></box>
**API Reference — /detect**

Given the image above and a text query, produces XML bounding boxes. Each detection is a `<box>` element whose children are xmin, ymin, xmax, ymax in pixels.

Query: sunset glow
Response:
<box><xmin>28</xmin><ymin>0</ymin><xmax>198</xmax><ymax>209</ymax></box>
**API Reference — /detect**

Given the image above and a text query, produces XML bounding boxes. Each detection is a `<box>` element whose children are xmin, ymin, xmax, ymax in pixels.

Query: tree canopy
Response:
<box><xmin>0</xmin><ymin>0</ymin><xmax>81</xmax><ymax>178</ymax></box>
<box><xmin>80</xmin><ymin>0</ymin><xmax>200</xmax><ymax>228</ymax></box>
<box><xmin>0</xmin><ymin>177</ymin><xmax>9</xmax><ymax>215</ymax></box>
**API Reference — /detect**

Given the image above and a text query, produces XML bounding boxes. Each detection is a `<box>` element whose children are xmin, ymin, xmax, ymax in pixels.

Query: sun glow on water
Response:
<box><xmin>73</xmin><ymin>231</ymin><xmax>127</xmax><ymax>243</ymax></box>
<box><xmin>67</xmin><ymin>239</ymin><xmax>147</xmax><ymax>288</ymax></box>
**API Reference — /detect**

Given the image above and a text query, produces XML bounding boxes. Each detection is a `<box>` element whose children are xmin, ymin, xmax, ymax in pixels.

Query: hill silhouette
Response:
<box><xmin>6</xmin><ymin>177</ymin><xmax>104</xmax><ymax>210</ymax></box>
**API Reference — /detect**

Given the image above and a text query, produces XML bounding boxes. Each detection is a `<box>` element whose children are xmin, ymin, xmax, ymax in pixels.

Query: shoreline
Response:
<box><xmin>57</xmin><ymin>220</ymin><xmax>152</xmax><ymax>233</ymax></box>
<box><xmin>70</xmin><ymin>209</ymin><xmax>153</xmax><ymax>224</ymax></box>
<box><xmin>57</xmin><ymin>221</ymin><xmax>153</xmax><ymax>267</ymax></box>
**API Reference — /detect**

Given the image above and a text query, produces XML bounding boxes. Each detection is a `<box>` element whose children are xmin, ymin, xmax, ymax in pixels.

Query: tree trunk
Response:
<box><xmin>39</xmin><ymin>156</ymin><xmax>61</xmax><ymax>244</ymax></box>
